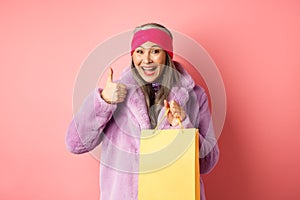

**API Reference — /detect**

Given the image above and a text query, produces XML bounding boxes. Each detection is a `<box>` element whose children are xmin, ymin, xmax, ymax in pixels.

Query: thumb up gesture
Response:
<box><xmin>101</xmin><ymin>68</ymin><xmax>127</xmax><ymax>104</ymax></box>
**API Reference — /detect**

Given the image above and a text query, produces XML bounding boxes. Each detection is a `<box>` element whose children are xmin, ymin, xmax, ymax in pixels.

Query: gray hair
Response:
<box><xmin>133</xmin><ymin>23</ymin><xmax>173</xmax><ymax>39</ymax></box>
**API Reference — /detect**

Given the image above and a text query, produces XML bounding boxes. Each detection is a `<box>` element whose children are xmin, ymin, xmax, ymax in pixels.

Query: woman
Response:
<box><xmin>66</xmin><ymin>23</ymin><xmax>219</xmax><ymax>200</ymax></box>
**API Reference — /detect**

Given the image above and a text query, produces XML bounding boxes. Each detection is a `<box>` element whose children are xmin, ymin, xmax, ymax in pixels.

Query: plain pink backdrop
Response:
<box><xmin>1</xmin><ymin>0</ymin><xmax>300</xmax><ymax>199</ymax></box>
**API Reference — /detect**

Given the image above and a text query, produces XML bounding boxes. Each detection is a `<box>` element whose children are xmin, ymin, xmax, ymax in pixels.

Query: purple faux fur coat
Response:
<box><xmin>66</xmin><ymin>62</ymin><xmax>219</xmax><ymax>200</ymax></box>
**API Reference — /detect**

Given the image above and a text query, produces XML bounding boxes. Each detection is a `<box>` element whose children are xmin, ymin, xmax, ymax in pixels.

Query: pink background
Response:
<box><xmin>1</xmin><ymin>0</ymin><xmax>300</xmax><ymax>199</ymax></box>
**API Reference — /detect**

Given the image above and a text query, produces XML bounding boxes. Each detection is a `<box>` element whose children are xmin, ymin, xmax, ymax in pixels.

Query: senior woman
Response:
<box><xmin>66</xmin><ymin>23</ymin><xmax>219</xmax><ymax>200</ymax></box>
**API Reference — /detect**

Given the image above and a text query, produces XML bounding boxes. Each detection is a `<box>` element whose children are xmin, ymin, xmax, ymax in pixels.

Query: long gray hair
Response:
<box><xmin>131</xmin><ymin>23</ymin><xmax>180</xmax><ymax>128</ymax></box>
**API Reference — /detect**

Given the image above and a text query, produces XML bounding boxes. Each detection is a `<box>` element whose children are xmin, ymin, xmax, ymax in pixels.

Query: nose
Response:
<box><xmin>142</xmin><ymin>50</ymin><xmax>152</xmax><ymax>64</ymax></box>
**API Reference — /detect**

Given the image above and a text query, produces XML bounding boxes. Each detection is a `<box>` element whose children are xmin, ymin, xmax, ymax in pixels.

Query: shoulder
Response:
<box><xmin>173</xmin><ymin>61</ymin><xmax>208</xmax><ymax>98</ymax></box>
<box><xmin>119</xmin><ymin>66</ymin><xmax>136</xmax><ymax>85</ymax></box>
<box><xmin>192</xmin><ymin>85</ymin><xmax>209</xmax><ymax>108</ymax></box>
<box><xmin>193</xmin><ymin>85</ymin><xmax>207</xmax><ymax>96</ymax></box>
<box><xmin>173</xmin><ymin>61</ymin><xmax>195</xmax><ymax>91</ymax></box>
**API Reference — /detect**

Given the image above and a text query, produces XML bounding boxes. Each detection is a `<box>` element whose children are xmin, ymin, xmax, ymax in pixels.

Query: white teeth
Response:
<box><xmin>142</xmin><ymin>66</ymin><xmax>156</xmax><ymax>71</ymax></box>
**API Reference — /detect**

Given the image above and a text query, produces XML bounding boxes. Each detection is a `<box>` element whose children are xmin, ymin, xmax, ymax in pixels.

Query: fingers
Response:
<box><xmin>165</xmin><ymin>100</ymin><xmax>179</xmax><ymax>113</ymax></box>
<box><xmin>102</xmin><ymin>85</ymin><xmax>127</xmax><ymax>104</ymax></box>
<box><xmin>112</xmin><ymin>93</ymin><xmax>126</xmax><ymax>103</ymax></box>
<box><xmin>116</xmin><ymin>83</ymin><xmax>127</xmax><ymax>90</ymax></box>
<box><xmin>170</xmin><ymin>100</ymin><xmax>179</xmax><ymax>114</ymax></box>
<box><xmin>164</xmin><ymin>99</ymin><xmax>170</xmax><ymax>109</ymax></box>
<box><xmin>168</xmin><ymin>100</ymin><xmax>186</xmax><ymax>121</ymax></box>
<box><xmin>109</xmin><ymin>83</ymin><xmax>127</xmax><ymax>103</ymax></box>
<box><xmin>114</xmin><ymin>85</ymin><xmax>127</xmax><ymax>98</ymax></box>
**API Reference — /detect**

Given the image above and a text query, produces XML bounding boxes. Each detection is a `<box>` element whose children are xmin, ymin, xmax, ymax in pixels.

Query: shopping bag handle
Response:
<box><xmin>154</xmin><ymin>108</ymin><xmax>183</xmax><ymax>131</ymax></box>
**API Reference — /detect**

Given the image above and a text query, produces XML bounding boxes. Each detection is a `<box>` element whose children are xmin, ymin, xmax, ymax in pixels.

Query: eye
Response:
<box><xmin>136</xmin><ymin>49</ymin><xmax>143</xmax><ymax>54</ymax></box>
<box><xmin>152</xmin><ymin>49</ymin><xmax>161</xmax><ymax>54</ymax></box>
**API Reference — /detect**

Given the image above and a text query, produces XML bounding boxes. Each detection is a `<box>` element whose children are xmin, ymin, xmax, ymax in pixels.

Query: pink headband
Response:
<box><xmin>131</xmin><ymin>28</ymin><xmax>173</xmax><ymax>58</ymax></box>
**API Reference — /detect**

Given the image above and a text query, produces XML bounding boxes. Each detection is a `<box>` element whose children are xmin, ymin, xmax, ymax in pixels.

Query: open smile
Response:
<box><xmin>141</xmin><ymin>66</ymin><xmax>158</xmax><ymax>76</ymax></box>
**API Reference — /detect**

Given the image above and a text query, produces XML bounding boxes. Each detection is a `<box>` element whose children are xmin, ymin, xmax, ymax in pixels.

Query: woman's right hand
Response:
<box><xmin>100</xmin><ymin>68</ymin><xmax>127</xmax><ymax>104</ymax></box>
<box><xmin>164</xmin><ymin>100</ymin><xmax>186</xmax><ymax>127</ymax></box>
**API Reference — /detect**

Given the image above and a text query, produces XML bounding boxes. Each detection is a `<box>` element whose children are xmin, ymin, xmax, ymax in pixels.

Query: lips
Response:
<box><xmin>142</xmin><ymin>66</ymin><xmax>157</xmax><ymax>71</ymax></box>
<box><xmin>141</xmin><ymin>66</ymin><xmax>157</xmax><ymax>76</ymax></box>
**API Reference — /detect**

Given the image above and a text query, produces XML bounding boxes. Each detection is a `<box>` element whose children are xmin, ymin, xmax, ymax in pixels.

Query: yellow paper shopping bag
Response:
<box><xmin>138</xmin><ymin>127</ymin><xmax>200</xmax><ymax>200</ymax></box>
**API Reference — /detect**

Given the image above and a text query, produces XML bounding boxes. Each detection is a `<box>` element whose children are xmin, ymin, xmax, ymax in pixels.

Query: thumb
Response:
<box><xmin>164</xmin><ymin>99</ymin><xmax>170</xmax><ymax>109</ymax></box>
<box><xmin>107</xmin><ymin>67</ymin><xmax>113</xmax><ymax>83</ymax></box>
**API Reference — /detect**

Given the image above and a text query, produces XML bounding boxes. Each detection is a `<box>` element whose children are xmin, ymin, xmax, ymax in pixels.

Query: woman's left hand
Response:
<box><xmin>164</xmin><ymin>100</ymin><xmax>186</xmax><ymax>127</ymax></box>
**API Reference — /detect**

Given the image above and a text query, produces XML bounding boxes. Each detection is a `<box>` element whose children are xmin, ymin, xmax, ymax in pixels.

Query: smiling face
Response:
<box><xmin>132</xmin><ymin>41</ymin><xmax>167</xmax><ymax>83</ymax></box>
